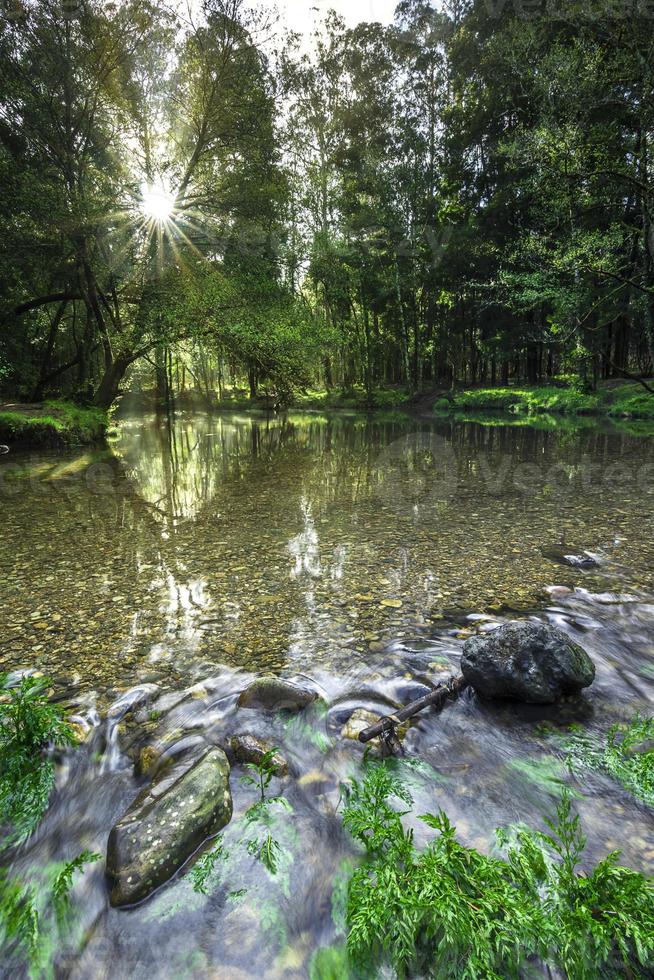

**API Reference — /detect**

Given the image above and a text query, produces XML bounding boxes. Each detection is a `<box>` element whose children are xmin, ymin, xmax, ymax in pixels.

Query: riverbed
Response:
<box><xmin>1</xmin><ymin>409</ymin><xmax>653</xmax><ymax>977</ymax></box>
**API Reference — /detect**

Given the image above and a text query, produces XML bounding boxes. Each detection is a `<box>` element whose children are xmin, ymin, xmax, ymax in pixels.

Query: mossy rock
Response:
<box><xmin>237</xmin><ymin>675</ymin><xmax>318</xmax><ymax>712</ymax></box>
<box><xmin>106</xmin><ymin>746</ymin><xmax>232</xmax><ymax>906</ymax></box>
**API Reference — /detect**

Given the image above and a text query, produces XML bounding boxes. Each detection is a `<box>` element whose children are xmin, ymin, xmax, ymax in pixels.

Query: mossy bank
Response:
<box><xmin>0</xmin><ymin>400</ymin><xmax>108</xmax><ymax>449</ymax></box>
<box><xmin>434</xmin><ymin>382</ymin><xmax>654</xmax><ymax>421</ymax></box>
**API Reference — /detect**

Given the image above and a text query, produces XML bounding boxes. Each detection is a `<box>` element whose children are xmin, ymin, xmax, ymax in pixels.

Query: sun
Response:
<box><xmin>140</xmin><ymin>183</ymin><xmax>175</xmax><ymax>222</ymax></box>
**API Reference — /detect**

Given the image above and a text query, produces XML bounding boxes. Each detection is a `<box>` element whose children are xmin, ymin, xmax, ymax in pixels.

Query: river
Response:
<box><xmin>1</xmin><ymin>409</ymin><xmax>653</xmax><ymax>977</ymax></box>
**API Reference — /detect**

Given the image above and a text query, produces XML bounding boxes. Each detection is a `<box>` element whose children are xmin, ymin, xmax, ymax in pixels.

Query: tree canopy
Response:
<box><xmin>1</xmin><ymin>0</ymin><xmax>653</xmax><ymax>407</ymax></box>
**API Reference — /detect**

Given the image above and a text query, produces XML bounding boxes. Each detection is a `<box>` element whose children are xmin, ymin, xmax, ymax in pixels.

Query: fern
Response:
<box><xmin>557</xmin><ymin>716</ymin><xmax>654</xmax><ymax>807</ymax></box>
<box><xmin>191</xmin><ymin>747</ymin><xmax>294</xmax><ymax>894</ymax></box>
<box><xmin>342</xmin><ymin>765</ymin><xmax>654</xmax><ymax>979</ymax></box>
<box><xmin>191</xmin><ymin>837</ymin><xmax>227</xmax><ymax>895</ymax></box>
<box><xmin>0</xmin><ymin>673</ymin><xmax>76</xmax><ymax>845</ymax></box>
<box><xmin>0</xmin><ymin>850</ymin><xmax>100</xmax><ymax>974</ymax></box>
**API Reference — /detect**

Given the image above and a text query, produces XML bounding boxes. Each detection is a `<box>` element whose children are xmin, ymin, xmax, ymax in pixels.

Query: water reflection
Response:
<box><xmin>0</xmin><ymin>411</ymin><xmax>653</xmax><ymax>696</ymax></box>
<box><xmin>2</xmin><ymin>410</ymin><xmax>654</xmax><ymax>978</ymax></box>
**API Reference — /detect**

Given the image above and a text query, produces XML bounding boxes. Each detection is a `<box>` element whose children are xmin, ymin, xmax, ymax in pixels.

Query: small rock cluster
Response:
<box><xmin>104</xmin><ymin>628</ymin><xmax>596</xmax><ymax>907</ymax></box>
<box><xmin>106</xmin><ymin>675</ymin><xmax>314</xmax><ymax>907</ymax></box>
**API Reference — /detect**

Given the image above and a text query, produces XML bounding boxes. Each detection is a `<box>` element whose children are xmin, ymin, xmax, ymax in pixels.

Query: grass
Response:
<box><xmin>434</xmin><ymin>382</ymin><xmax>654</xmax><ymax>421</ymax></box>
<box><xmin>0</xmin><ymin>400</ymin><xmax>107</xmax><ymax>448</ymax></box>
<box><xmin>338</xmin><ymin>764</ymin><xmax>654</xmax><ymax>979</ymax></box>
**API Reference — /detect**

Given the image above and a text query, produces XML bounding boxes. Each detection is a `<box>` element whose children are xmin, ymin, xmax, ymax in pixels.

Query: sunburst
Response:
<box><xmin>140</xmin><ymin>183</ymin><xmax>176</xmax><ymax>223</ymax></box>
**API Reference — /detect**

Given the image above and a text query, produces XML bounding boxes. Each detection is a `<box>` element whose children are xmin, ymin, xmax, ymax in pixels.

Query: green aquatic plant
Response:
<box><xmin>190</xmin><ymin>836</ymin><xmax>228</xmax><ymax>895</ymax></box>
<box><xmin>191</xmin><ymin>747</ymin><xmax>293</xmax><ymax>893</ymax></box>
<box><xmin>501</xmin><ymin>794</ymin><xmax>654</xmax><ymax>978</ymax></box>
<box><xmin>557</xmin><ymin>717</ymin><xmax>654</xmax><ymax>807</ymax></box>
<box><xmin>0</xmin><ymin>674</ymin><xmax>76</xmax><ymax>845</ymax></box>
<box><xmin>0</xmin><ymin>850</ymin><xmax>100</xmax><ymax>976</ymax></box>
<box><xmin>341</xmin><ymin>765</ymin><xmax>654</xmax><ymax>979</ymax></box>
<box><xmin>506</xmin><ymin>754</ymin><xmax>576</xmax><ymax>798</ymax></box>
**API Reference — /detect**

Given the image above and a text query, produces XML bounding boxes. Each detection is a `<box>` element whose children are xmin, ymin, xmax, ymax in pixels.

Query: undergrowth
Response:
<box><xmin>434</xmin><ymin>382</ymin><xmax>654</xmax><ymax>420</ymax></box>
<box><xmin>555</xmin><ymin>716</ymin><xmax>654</xmax><ymax>807</ymax></box>
<box><xmin>0</xmin><ymin>673</ymin><xmax>76</xmax><ymax>846</ymax></box>
<box><xmin>339</xmin><ymin>765</ymin><xmax>654</xmax><ymax>979</ymax></box>
<box><xmin>191</xmin><ymin>747</ymin><xmax>294</xmax><ymax>894</ymax></box>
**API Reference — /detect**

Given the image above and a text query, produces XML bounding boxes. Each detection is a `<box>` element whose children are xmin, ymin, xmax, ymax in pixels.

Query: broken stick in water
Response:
<box><xmin>358</xmin><ymin>674</ymin><xmax>470</xmax><ymax>749</ymax></box>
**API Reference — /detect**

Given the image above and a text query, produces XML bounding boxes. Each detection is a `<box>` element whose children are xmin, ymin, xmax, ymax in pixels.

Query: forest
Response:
<box><xmin>2</xmin><ymin>0</ymin><xmax>654</xmax><ymax>412</ymax></box>
<box><xmin>3</xmin><ymin>3</ymin><xmax>654</xmax><ymax>979</ymax></box>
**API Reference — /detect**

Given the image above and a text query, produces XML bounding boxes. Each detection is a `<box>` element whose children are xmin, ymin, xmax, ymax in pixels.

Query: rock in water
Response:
<box><xmin>461</xmin><ymin>622</ymin><xmax>595</xmax><ymax>704</ymax></box>
<box><xmin>341</xmin><ymin>708</ymin><xmax>380</xmax><ymax>741</ymax></box>
<box><xmin>237</xmin><ymin>676</ymin><xmax>318</xmax><ymax>712</ymax></box>
<box><xmin>229</xmin><ymin>734</ymin><xmax>289</xmax><ymax>775</ymax></box>
<box><xmin>106</xmin><ymin>747</ymin><xmax>232</xmax><ymax>907</ymax></box>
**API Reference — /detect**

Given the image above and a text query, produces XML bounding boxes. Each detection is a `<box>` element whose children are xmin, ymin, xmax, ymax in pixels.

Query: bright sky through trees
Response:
<box><xmin>279</xmin><ymin>0</ymin><xmax>397</xmax><ymax>35</ymax></box>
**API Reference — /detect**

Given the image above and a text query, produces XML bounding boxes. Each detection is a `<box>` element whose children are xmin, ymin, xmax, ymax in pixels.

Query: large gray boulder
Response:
<box><xmin>461</xmin><ymin>622</ymin><xmax>595</xmax><ymax>704</ymax></box>
<box><xmin>237</xmin><ymin>676</ymin><xmax>318</xmax><ymax>712</ymax></box>
<box><xmin>106</xmin><ymin>746</ymin><xmax>232</xmax><ymax>907</ymax></box>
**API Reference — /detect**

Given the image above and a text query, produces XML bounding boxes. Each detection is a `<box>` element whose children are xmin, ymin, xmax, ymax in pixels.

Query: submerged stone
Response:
<box><xmin>228</xmin><ymin>734</ymin><xmax>289</xmax><ymax>775</ymax></box>
<box><xmin>461</xmin><ymin>621</ymin><xmax>595</xmax><ymax>704</ymax></box>
<box><xmin>106</xmin><ymin>746</ymin><xmax>232</xmax><ymax>907</ymax></box>
<box><xmin>341</xmin><ymin>708</ymin><xmax>380</xmax><ymax>741</ymax></box>
<box><xmin>237</xmin><ymin>676</ymin><xmax>318</xmax><ymax>712</ymax></box>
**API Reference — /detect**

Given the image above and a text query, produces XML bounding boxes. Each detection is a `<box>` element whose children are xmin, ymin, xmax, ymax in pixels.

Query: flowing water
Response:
<box><xmin>1</xmin><ymin>408</ymin><xmax>654</xmax><ymax>978</ymax></box>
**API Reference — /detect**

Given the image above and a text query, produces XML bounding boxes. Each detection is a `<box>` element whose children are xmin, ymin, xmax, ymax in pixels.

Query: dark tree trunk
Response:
<box><xmin>93</xmin><ymin>354</ymin><xmax>131</xmax><ymax>409</ymax></box>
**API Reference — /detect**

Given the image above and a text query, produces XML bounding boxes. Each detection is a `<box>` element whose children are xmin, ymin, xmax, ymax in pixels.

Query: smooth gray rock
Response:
<box><xmin>237</xmin><ymin>676</ymin><xmax>318</xmax><ymax>712</ymax></box>
<box><xmin>106</xmin><ymin>746</ymin><xmax>232</xmax><ymax>907</ymax></box>
<box><xmin>461</xmin><ymin>621</ymin><xmax>595</xmax><ymax>704</ymax></box>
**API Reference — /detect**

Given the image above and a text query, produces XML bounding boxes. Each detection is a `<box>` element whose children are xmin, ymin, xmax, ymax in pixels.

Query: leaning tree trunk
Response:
<box><xmin>93</xmin><ymin>354</ymin><xmax>131</xmax><ymax>409</ymax></box>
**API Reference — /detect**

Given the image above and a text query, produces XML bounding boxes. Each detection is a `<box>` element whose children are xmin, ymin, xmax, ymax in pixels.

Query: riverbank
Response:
<box><xmin>0</xmin><ymin>400</ymin><xmax>108</xmax><ymax>449</ymax></box>
<box><xmin>433</xmin><ymin>381</ymin><xmax>654</xmax><ymax>420</ymax></box>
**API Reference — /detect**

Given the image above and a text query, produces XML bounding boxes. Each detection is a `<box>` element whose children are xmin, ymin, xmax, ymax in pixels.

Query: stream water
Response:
<box><xmin>1</xmin><ymin>409</ymin><xmax>654</xmax><ymax>978</ymax></box>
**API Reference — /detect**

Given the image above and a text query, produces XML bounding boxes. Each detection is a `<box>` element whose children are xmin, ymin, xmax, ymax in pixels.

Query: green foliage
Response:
<box><xmin>435</xmin><ymin>385</ymin><xmax>602</xmax><ymax>417</ymax></box>
<box><xmin>240</xmin><ymin>747</ymin><xmax>284</xmax><ymax>803</ymax></box>
<box><xmin>502</xmin><ymin>794</ymin><xmax>654</xmax><ymax>979</ymax></box>
<box><xmin>50</xmin><ymin>850</ymin><xmax>101</xmax><ymax>928</ymax></box>
<box><xmin>308</xmin><ymin>943</ymin><xmax>353</xmax><ymax>980</ymax></box>
<box><xmin>435</xmin><ymin>383</ymin><xmax>654</xmax><ymax>421</ymax></box>
<box><xmin>190</xmin><ymin>837</ymin><xmax>227</xmax><ymax>895</ymax></box>
<box><xmin>506</xmin><ymin>755</ymin><xmax>581</xmax><ymax>800</ymax></box>
<box><xmin>0</xmin><ymin>403</ymin><xmax>106</xmax><ymax>448</ymax></box>
<box><xmin>0</xmin><ymin>850</ymin><xmax>100</xmax><ymax>976</ymax></box>
<box><xmin>191</xmin><ymin>747</ymin><xmax>294</xmax><ymax>895</ymax></box>
<box><xmin>0</xmin><ymin>674</ymin><xmax>76</xmax><ymax>846</ymax></box>
<box><xmin>557</xmin><ymin>717</ymin><xmax>654</xmax><ymax>807</ymax></box>
<box><xmin>341</xmin><ymin>765</ymin><xmax>654</xmax><ymax>979</ymax></box>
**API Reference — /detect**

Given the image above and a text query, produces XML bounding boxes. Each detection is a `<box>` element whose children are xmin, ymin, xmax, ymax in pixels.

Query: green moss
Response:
<box><xmin>435</xmin><ymin>382</ymin><xmax>654</xmax><ymax>421</ymax></box>
<box><xmin>0</xmin><ymin>401</ymin><xmax>106</xmax><ymax>448</ymax></box>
